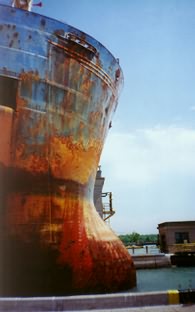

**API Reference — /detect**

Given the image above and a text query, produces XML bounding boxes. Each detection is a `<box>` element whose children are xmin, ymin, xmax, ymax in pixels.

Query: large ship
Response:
<box><xmin>0</xmin><ymin>1</ymin><xmax>136</xmax><ymax>295</ymax></box>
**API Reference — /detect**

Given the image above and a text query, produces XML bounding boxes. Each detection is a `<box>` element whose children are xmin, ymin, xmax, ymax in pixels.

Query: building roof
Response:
<box><xmin>158</xmin><ymin>221</ymin><xmax>195</xmax><ymax>228</ymax></box>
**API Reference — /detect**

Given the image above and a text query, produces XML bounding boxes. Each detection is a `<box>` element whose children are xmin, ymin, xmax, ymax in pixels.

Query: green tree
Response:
<box><xmin>131</xmin><ymin>232</ymin><xmax>140</xmax><ymax>244</ymax></box>
<box><xmin>119</xmin><ymin>232</ymin><xmax>158</xmax><ymax>246</ymax></box>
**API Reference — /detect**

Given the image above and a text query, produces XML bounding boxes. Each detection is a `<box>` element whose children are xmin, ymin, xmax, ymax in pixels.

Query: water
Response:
<box><xmin>127</xmin><ymin>245</ymin><xmax>195</xmax><ymax>292</ymax></box>
<box><xmin>131</xmin><ymin>267</ymin><xmax>195</xmax><ymax>292</ymax></box>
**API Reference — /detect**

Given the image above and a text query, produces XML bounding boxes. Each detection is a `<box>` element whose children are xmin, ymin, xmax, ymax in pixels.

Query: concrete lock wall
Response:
<box><xmin>0</xmin><ymin>290</ymin><xmax>195</xmax><ymax>311</ymax></box>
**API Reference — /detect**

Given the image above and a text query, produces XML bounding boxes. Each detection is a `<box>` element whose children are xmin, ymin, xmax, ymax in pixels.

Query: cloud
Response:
<box><xmin>100</xmin><ymin>126</ymin><xmax>195</xmax><ymax>234</ymax></box>
<box><xmin>190</xmin><ymin>105</ymin><xmax>195</xmax><ymax>111</ymax></box>
<box><xmin>101</xmin><ymin>126</ymin><xmax>195</xmax><ymax>186</ymax></box>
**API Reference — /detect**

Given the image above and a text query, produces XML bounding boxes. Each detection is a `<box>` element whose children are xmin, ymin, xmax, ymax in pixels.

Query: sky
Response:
<box><xmin>31</xmin><ymin>0</ymin><xmax>195</xmax><ymax>234</ymax></box>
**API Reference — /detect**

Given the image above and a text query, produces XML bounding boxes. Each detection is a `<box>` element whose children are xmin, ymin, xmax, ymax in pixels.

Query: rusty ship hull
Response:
<box><xmin>0</xmin><ymin>4</ymin><xmax>136</xmax><ymax>295</ymax></box>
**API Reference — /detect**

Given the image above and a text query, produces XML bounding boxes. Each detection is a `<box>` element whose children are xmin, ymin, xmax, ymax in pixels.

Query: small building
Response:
<box><xmin>158</xmin><ymin>221</ymin><xmax>195</xmax><ymax>254</ymax></box>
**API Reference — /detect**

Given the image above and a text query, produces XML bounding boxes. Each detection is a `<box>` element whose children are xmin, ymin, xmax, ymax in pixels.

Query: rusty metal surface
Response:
<box><xmin>0</xmin><ymin>4</ymin><xmax>136</xmax><ymax>296</ymax></box>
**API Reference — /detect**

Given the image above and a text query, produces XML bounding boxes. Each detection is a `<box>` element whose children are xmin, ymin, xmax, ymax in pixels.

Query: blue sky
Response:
<box><xmin>32</xmin><ymin>0</ymin><xmax>195</xmax><ymax>234</ymax></box>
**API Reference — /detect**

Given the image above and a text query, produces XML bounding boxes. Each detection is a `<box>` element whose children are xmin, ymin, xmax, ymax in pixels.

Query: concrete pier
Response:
<box><xmin>132</xmin><ymin>254</ymin><xmax>171</xmax><ymax>269</ymax></box>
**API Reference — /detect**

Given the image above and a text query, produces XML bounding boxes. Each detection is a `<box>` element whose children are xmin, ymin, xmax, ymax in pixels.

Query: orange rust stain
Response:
<box><xmin>49</xmin><ymin>136</ymin><xmax>102</xmax><ymax>183</ymax></box>
<box><xmin>0</xmin><ymin>106</ymin><xmax>13</xmax><ymax>166</ymax></box>
<box><xmin>11</xmin><ymin>119</ymin><xmax>103</xmax><ymax>182</ymax></box>
<box><xmin>51</xmin><ymin>45</ymin><xmax>95</xmax><ymax>96</ymax></box>
<box><xmin>19</xmin><ymin>71</ymin><xmax>40</xmax><ymax>82</ymax></box>
<box><xmin>14</xmin><ymin>143</ymin><xmax>48</xmax><ymax>173</ymax></box>
<box><xmin>80</xmin><ymin>69</ymin><xmax>93</xmax><ymax>95</ymax></box>
<box><xmin>16</xmin><ymin>92</ymin><xmax>28</xmax><ymax>109</ymax></box>
<box><xmin>58</xmin><ymin>198</ymin><xmax>93</xmax><ymax>289</ymax></box>
<box><xmin>57</xmin><ymin>197</ymin><xmax>135</xmax><ymax>291</ymax></box>
<box><xmin>7</xmin><ymin>194</ymin><xmax>50</xmax><ymax>226</ymax></box>
<box><xmin>6</xmin><ymin>189</ymin><xmax>136</xmax><ymax>291</ymax></box>
<box><xmin>6</xmin><ymin>193</ymin><xmax>64</xmax><ymax>243</ymax></box>
<box><xmin>88</xmin><ymin>111</ymin><xmax>103</xmax><ymax>128</ymax></box>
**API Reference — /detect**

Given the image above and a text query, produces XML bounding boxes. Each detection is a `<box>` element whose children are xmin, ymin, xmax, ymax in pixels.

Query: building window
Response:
<box><xmin>0</xmin><ymin>76</ymin><xmax>18</xmax><ymax>110</ymax></box>
<box><xmin>175</xmin><ymin>232</ymin><xmax>189</xmax><ymax>244</ymax></box>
